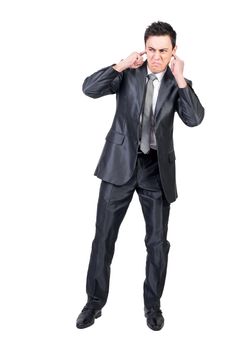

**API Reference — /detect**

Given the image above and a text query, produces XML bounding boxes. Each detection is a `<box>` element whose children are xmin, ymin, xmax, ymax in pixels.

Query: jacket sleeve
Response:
<box><xmin>176</xmin><ymin>80</ymin><xmax>205</xmax><ymax>127</ymax></box>
<box><xmin>82</xmin><ymin>65</ymin><xmax>123</xmax><ymax>98</ymax></box>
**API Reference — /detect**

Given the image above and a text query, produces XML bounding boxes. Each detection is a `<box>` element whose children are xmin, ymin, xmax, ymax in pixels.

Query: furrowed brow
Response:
<box><xmin>148</xmin><ymin>46</ymin><xmax>169</xmax><ymax>51</ymax></box>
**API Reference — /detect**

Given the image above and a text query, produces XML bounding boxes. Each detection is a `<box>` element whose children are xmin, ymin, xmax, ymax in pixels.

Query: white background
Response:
<box><xmin>1</xmin><ymin>0</ymin><xmax>234</xmax><ymax>348</ymax></box>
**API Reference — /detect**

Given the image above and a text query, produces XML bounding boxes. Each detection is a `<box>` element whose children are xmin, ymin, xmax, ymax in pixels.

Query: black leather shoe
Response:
<box><xmin>76</xmin><ymin>307</ymin><xmax>102</xmax><ymax>329</ymax></box>
<box><xmin>145</xmin><ymin>308</ymin><xmax>164</xmax><ymax>331</ymax></box>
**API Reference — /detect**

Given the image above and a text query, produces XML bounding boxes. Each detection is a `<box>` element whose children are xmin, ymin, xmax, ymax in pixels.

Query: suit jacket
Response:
<box><xmin>82</xmin><ymin>61</ymin><xmax>204</xmax><ymax>203</ymax></box>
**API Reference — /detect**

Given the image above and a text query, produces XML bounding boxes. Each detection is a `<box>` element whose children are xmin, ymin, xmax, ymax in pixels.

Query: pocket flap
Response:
<box><xmin>105</xmin><ymin>130</ymin><xmax>125</xmax><ymax>145</ymax></box>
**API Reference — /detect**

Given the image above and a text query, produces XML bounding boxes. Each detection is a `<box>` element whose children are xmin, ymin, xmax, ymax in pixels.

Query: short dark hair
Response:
<box><xmin>144</xmin><ymin>21</ymin><xmax>177</xmax><ymax>48</ymax></box>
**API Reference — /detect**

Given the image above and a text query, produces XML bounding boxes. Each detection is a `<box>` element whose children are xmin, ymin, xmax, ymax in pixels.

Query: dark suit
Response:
<box><xmin>82</xmin><ymin>61</ymin><xmax>204</xmax><ymax>311</ymax></box>
<box><xmin>83</xmin><ymin>61</ymin><xmax>204</xmax><ymax>203</ymax></box>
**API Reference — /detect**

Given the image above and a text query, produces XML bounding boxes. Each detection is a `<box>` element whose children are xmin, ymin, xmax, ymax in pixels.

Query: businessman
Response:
<box><xmin>76</xmin><ymin>21</ymin><xmax>204</xmax><ymax>331</ymax></box>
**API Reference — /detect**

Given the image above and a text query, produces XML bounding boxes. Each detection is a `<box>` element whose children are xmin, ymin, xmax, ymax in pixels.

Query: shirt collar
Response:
<box><xmin>147</xmin><ymin>66</ymin><xmax>166</xmax><ymax>82</ymax></box>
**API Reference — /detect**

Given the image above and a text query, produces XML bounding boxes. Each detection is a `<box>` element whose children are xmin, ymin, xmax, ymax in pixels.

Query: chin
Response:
<box><xmin>149</xmin><ymin>64</ymin><xmax>162</xmax><ymax>72</ymax></box>
<box><xmin>151</xmin><ymin>67</ymin><xmax>162</xmax><ymax>73</ymax></box>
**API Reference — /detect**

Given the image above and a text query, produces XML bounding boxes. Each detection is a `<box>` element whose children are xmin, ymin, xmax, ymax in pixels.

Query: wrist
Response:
<box><xmin>113</xmin><ymin>60</ymin><xmax>128</xmax><ymax>72</ymax></box>
<box><xmin>175</xmin><ymin>75</ymin><xmax>187</xmax><ymax>88</ymax></box>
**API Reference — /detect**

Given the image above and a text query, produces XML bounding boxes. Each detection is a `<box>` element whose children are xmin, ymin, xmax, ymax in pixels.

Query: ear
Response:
<box><xmin>172</xmin><ymin>45</ymin><xmax>177</xmax><ymax>57</ymax></box>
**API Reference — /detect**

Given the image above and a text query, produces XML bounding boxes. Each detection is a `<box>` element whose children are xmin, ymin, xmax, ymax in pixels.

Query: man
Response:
<box><xmin>76</xmin><ymin>21</ymin><xmax>204</xmax><ymax>331</ymax></box>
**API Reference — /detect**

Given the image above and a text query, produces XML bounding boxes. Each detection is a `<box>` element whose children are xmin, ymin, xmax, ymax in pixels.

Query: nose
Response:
<box><xmin>153</xmin><ymin>51</ymin><xmax>160</xmax><ymax>60</ymax></box>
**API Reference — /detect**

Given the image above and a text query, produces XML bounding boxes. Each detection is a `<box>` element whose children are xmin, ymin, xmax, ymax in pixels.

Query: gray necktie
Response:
<box><xmin>140</xmin><ymin>74</ymin><xmax>157</xmax><ymax>154</ymax></box>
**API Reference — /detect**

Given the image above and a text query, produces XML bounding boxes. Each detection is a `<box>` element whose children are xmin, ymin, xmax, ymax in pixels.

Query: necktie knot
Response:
<box><xmin>148</xmin><ymin>73</ymin><xmax>157</xmax><ymax>82</ymax></box>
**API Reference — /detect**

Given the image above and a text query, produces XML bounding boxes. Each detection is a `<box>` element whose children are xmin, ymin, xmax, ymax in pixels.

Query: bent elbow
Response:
<box><xmin>82</xmin><ymin>82</ymin><xmax>98</xmax><ymax>99</ymax></box>
<box><xmin>186</xmin><ymin>108</ymin><xmax>205</xmax><ymax>127</ymax></box>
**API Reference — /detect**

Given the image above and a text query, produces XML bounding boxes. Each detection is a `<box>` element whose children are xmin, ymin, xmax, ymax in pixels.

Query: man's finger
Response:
<box><xmin>139</xmin><ymin>50</ymin><xmax>146</xmax><ymax>56</ymax></box>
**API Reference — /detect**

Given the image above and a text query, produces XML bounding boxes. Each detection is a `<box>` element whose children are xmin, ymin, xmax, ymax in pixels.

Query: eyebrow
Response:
<box><xmin>148</xmin><ymin>46</ymin><xmax>169</xmax><ymax>51</ymax></box>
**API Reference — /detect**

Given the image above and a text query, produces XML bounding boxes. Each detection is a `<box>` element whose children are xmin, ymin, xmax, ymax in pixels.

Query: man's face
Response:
<box><xmin>145</xmin><ymin>35</ymin><xmax>177</xmax><ymax>73</ymax></box>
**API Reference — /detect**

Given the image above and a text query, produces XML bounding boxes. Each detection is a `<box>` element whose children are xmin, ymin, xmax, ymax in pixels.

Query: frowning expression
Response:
<box><xmin>145</xmin><ymin>35</ymin><xmax>177</xmax><ymax>73</ymax></box>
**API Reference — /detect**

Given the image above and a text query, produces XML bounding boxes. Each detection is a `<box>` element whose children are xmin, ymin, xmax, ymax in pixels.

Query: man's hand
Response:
<box><xmin>113</xmin><ymin>51</ymin><xmax>146</xmax><ymax>72</ymax></box>
<box><xmin>170</xmin><ymin>55</ymin><xmax>187</xmax><ymax>88</ymax></box>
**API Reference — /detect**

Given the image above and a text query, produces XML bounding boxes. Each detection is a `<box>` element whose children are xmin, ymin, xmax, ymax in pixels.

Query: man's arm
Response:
<box><xmin>171</xmin><ymin>55</ymin><xmax>205</xmax><ymax>126</ymax></box>
<box><xmin>82</xmin><ymin>51</ymin><xmax>145</xmax><ymax>98</ymax></box>
<box><xmin>176</xmin><ymin>82</ymin><xmax>205</xmax><ymax>127</ymax></box>
<box><xmin>82</xmin><ymin>66</ymin><xmax>123</xmax><ymax>98</ymax></box>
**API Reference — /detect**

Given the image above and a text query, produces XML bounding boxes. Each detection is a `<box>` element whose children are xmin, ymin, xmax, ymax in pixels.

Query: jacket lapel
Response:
<box><xmin>154</xmin><ymin>66</ymin><xmax>176</xmax><ymax>124</ymax></box>
<box><xmin>135</xmin><ymin>61</ymin><xmax>147</xmax><ymax>114</ymax></box>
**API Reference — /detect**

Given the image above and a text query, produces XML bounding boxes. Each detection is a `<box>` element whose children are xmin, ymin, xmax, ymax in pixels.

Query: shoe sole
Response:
<box><xmin>76</xmin><ymin>310</ymin><xmax>102</xmax><ymax>329</ymax></box>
